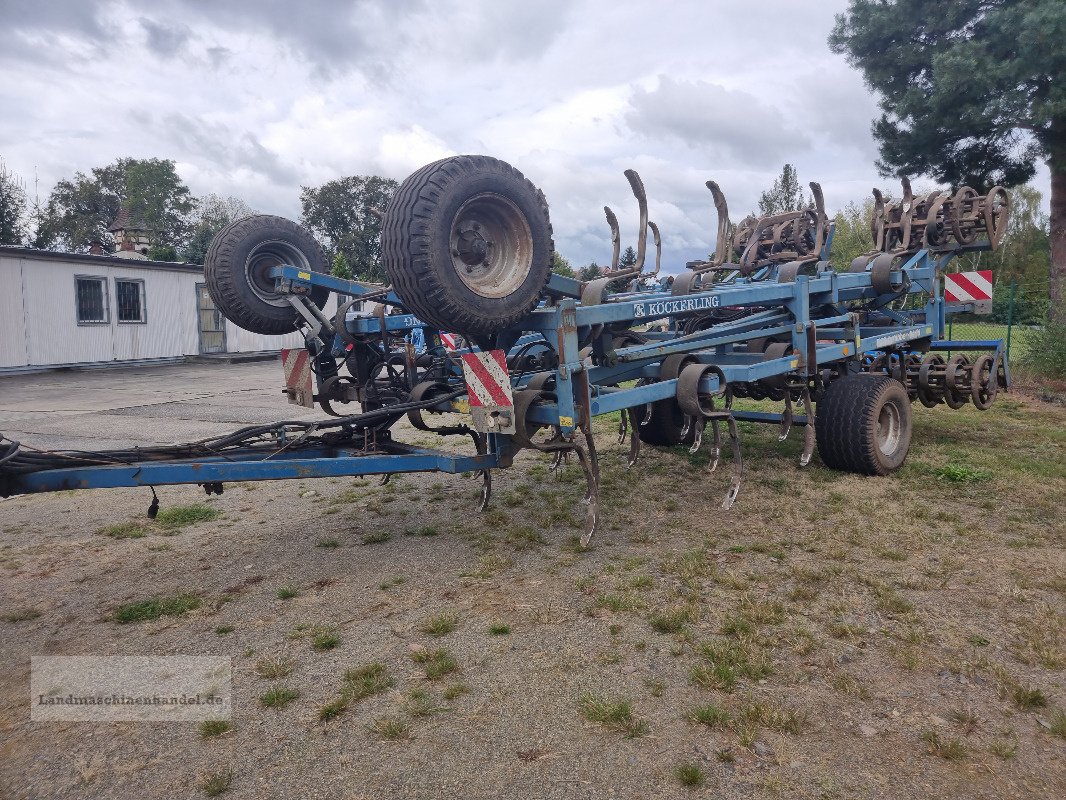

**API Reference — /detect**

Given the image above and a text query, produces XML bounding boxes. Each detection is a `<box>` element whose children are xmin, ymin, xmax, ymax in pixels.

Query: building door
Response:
<box><xmin>196</xmin><ymin>283</ymin><xmax>227</xmax><ymax>354</ymax></box>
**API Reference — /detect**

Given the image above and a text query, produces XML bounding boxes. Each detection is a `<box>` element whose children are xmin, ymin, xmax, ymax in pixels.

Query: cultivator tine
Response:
<box><xmin>617</xmin><ymin>408</ymin><xmax>628</xmax><ymax>444</ymax></box>
<box><xmin>689</xmin><ymin>417</ymin><xmax>704</xmax><ymax>455</ymax></box>
<box><xmin>721</xmin><ymin>415</ymin><xmax>743</xmax><ymax>510</ymax></box>
<box><xmin>707</xmin><ymin>180</ymin><xmax>731</xmax><ymax>267</ymax></box>
<box><xmin>778</xmin><ymin>392</ymin><xmax>793</xmax><ymax>442</ymax></box>
<box><xmin>625</xmin><ymin>407</ymin><xmax>641</xmax><ymax>468</ymax></box>
<box><xmin>646</xmin><ymin>221</ymin><xmax>662</xmax><ymax>277</ymax></box>
<box><xmin>380</xmin><ymin>473</ymin><xmax>391</xmax><ymax>485</ymax></box>
<box><xmin>707</xmin><ymin>419</ymin><xmax>722</xmax><ymax>473</ymax></box>
<box><xmin>605</xmin><ymin>206</ymin><xmax>621</xmax><ymax>270</ymax></box>
<box><xmin>799</xmin><ymin>387</ymin><xmax>815</xmax><ymax>467</ymax></box>
<box><xmin>624</xmin><ymin>168</ymin><xmax>648</xmax><ymax>273</ymax></box>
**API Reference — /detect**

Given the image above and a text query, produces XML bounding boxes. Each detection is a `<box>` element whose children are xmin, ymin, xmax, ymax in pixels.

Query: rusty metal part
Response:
<box><xmin>969</xmin><ymin>353</ymin><xmax>998</xmax><ymax>410</ymax></box>
<box><xmin>604</xmin><ymin>205</ymin><xmax>621</xmax><ymax>271</ymax></box>
<box><xmin>943</xmin><ymin>354</ymin><xmax>971</xmax><ymax>409</ymax></box>
<box><xmin>646</xmin><ymin>220</ymin><xmax>662</xmax><ymax>277</ymax></box>
<box><xmin>917</xmin><ymin>352</ymin><xmax>946</xmax><ymax>407</ymax></box>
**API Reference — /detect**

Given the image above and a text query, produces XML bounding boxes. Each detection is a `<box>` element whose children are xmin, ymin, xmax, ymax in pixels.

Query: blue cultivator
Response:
<box><xmin>0</xmin><ymin>156</ymin><xmax>1010</xmax><ymax>545</ymax></box>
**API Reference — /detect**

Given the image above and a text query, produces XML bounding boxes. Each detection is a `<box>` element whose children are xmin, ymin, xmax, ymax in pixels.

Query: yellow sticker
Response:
<box><xmin>790</xmin><ymin>359</ymin><xmax>798</xmax><ymax>368</ymax></box>
<box><xmin>559</xmin><ymin>415</ymin><xmax>574</xmax><ymax>428</ymax></box>
<box><xmin>451</xmin><ymin>400</ymin><xmax>470</xmax><ymax>414</ymax></box>
<box><xmin>297</xmin><ymin>271</ymin><xmax>311</xmax><ymax>280</ymax></box>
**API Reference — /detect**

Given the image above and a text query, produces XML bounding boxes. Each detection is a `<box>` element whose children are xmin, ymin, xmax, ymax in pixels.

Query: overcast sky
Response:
<box><xmin>0</xmin><ymin>0</ymin><xmax>1051</xmax><ymax>271</ymax></box>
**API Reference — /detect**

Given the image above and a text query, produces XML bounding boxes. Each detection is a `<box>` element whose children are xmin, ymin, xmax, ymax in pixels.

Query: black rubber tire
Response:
<box><xmin>205</xmin><ymin>215</ymin><xmax>329</xmax><ymax>335</ymax></box>
<box><xmin>381</xmin><ymin>155</ymin><xmax>553</xmax><ymax>337</ymax></box>
<box><xmin>638</xmin><ymin>397</ymin><xmax>695</xmax><ymax>447</ymax></box>
<box><xmin>816</xmin><ymin>374</ymin><xmax>912</xmax><ymax>475</ymax></box>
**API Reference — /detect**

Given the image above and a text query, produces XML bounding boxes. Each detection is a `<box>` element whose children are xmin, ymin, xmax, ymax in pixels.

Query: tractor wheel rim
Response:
<box><xmin>450</xmin><ymin>193</ymin><xmax>532</xmax><ymax>299</ymax></box>
<box><xmin>876</xmin><ymin>401</ymin><xmax>902</xmax><ymax>456</ymax></box>
<box><xmin>246</xmin><ymin>240</ymin><xmax>312</xmax><ymax>307</ymax></box>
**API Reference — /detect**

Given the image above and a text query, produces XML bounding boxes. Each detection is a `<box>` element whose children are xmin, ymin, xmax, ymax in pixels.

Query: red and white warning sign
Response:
<box><xmin>281</xmin><ymin>348</ymin><xmax>313</xmax><ymax>407</ymax></box>
<box><xmin>459</xmin><ymin>350</ymin><xmax>516</xmax><ymax>434</ymax></box>
<box><xmin>440</xmin><ymin>332</ymin><xmax>458</xmax><ymax>351</ymax></box>
<box><xmin>944</xmin><ymin>270</ymin><xmax>993</xmax><ymax>303</ymax></box>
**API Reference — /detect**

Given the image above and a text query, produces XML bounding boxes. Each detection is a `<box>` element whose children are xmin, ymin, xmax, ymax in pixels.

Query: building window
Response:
<box><xmin>75</xmin><ymin>276</ymin><xmax>109</xmax><ymax>324</ymax></box>
<box><xmin>115</xmin><ymin>279</ymin><xmax>146</xmax><ymax>323</ymax></box>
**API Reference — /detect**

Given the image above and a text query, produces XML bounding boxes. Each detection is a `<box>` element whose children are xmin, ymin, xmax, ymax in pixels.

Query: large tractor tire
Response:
<box><xmin>205</xmin><ymin>215</ymin><xmax>329</xmax><ymax>335</ymax></box>
<box><xmin>816</xmin><ymin>374</ymin><xmax>912</xmax><ymax>475</ymax></box>
<box><xmin>382</xmin><ymin>155</ymin><xmax>553</xmax><ymax>337</ymax></box>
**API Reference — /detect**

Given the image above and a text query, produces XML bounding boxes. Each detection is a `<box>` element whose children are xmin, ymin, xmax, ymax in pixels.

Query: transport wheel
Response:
<box><xmin>382</xmin><ymin>155</ymin><xmax>553</xmax><ymax>337</ymax></box>
<box><xmin>816</xmin><ymin>374</ymin><xmax>912</xmax><ymax>475</ymax></box>
<box><xmin>204</xmin><ymin>215</ymin><xmax>329</xmax><ymax>335</ymax></box>
<box><xmin>638</xmin><ymin>395</ymin><xmax>695</xmax><ymax>447</ymax></box>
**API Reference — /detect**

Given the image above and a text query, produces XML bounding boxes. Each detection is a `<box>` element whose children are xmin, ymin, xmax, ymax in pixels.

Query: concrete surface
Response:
<box><xmin>0</xmin><ymin>361</ymin><xmax>327</xmax><ymax>450</ymax></box>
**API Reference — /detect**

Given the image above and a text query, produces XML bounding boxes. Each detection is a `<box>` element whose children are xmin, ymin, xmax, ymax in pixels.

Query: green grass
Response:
<box><xmin>114</xmin><ymin>594</ymin><xmax>200</xmax><ymax>623</ymax></box>
<box><xmin>411</xmin><ymin>648</ymin><xmax>459</xmax><ymax>680</ymax></box>
<box><xmin>276</xmin><ymin>586</ymin><xmax>300</xmax><ymax>600</ymax></box>
<box><xmin>921</xmin><ymin>730</ymin><xmax>967</xmax><ymax>760</ymax></box>
<box><xmin>489</xmin><ymin>622</ymin><xmax>511</xmax><ymax>636</ymax></box>
<box><xmin>154</xmin><ymin>504</ymin><xmax>221</xmax><ymax>530</ymax></box>
<box><xmin>318</xmin><ymin>697</ymin><xmax>349</xmax><ymax>721</ymax></box>
<box><xmin>420</xmin><ymin>612</ymin><xmax>459</xmax><ymax>637</ymax></box>
<box><xmin>934</xmin><ymin>463</ymin><xmax>992</xmax><ymax>483</ymax></box>
<box><xmin>361</xmin><ymin>530</ymin><xmax>391</xmax><ymax>545</ymax></box>
<box><xmin>648</xmin><ymin>607</ymin><xmax>691</xmax><ymax>634</ymax></box>
<box><xmin>1011</xmin><ymin>684</ymin><xmax>1048</xmax><ymax>710</ymax></box>
<box><xmin>310</xmin><ymin>625</ymin><xmax>341</xmax><ymax>651</ymax></box>
<box><xmin>442</xmin><ymin>683</ymin><xmax>469</xmax><ymax>700</ymax></box>
<box><xmin>1049</xmin><ymin>708</ymin><xmax>1066</xmax><ymax>739</ymax></box>
<box><xmin>198</xmin><ymin>719</ymin><xmax>233</xmax><ymax>738</ymax></box>
<box><xmin>254</xmin><ymin>657</ymin><xmax>293</xmax><ymax>679</ymax></box>
<box><xmin>201</xmin><ymin>770</ymin><xmax>233</xmax><ymax>796</ymax></box>
<box><xmin>371</xmin><ymin>716</ymin><xmax>410</xmax><ymax>740</ymax></box>
<box><xmin>688</xmin><ymin>703</ymin><xmax>730</xmax><ymax>728</ymax></box>
<box><xmin>343</xmin><ymin>663</ymin><xmax>394</xmax><ymax>700</ymax></box>
<box><xmin>98</xmin><ymin>521</ymin><xmax>148</xmax><ymax>539</ymax></box>
<box><xmin>260</xmin><ymin>684</ymin><xmax>299</xmax><ymax>708</ymax></box>
<box><xmin>214</xmin><ymin>625</ymin><xmax>234</xmax><ymax>635</ymax></box>
<box><xmin>579</xmin><ymin>694</ymin><xmax>648</xmax><ymax>738</ymax></box>
<box><xmin>2</xmin><ymin>607</ymin><xmax>41</xmax><ymax>623</ymax></box>
<box><xmin>690</xmin><ymin>639</ymin><xmax>772</xmax><ymax>692</ymax></box>
<box><xmin>674</xmin><ymin>763</ymin><xmax>705</xmax><ymax>788</ymax></box>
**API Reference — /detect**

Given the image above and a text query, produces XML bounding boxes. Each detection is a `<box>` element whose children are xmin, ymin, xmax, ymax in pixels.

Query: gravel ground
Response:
<box><xmin>1</xmin><ymin>362</ymin><xmax>1064</xmax><ymax>799</ymax></box>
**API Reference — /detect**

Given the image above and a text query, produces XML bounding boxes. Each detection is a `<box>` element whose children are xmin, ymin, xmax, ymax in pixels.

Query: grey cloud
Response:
<box><xmin>626</xmin><ymin>76</ymin><xmax>809</xmax><ymax>168</ymax></box>
<box><xmin>160</xmin><ymin>113</ymin><xmax>299</xmax><ymax>186</ymax></box>
<box><xmin>139</xmin><ymin>17</ymin><xmax>193</xmax><ymax>58</ymax></box>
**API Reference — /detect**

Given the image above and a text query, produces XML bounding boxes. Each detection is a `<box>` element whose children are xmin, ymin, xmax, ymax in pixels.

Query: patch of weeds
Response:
<box><xmin>361</xmin><ymin>530</ymin><xmax>391</xmax><ymax>545</ymax></box>
<box><xmin>310</xmin><ymin>625</ymin><xmax>341</xmax><ymax>651</ymax></box>
<box><xmin>629</xmin><ymin>575</ymin><xmax>653</xmax><ymax>590</ymax></box>
<box><xmin>420</xmin><ymin>611</ymin><xmax>459</xmax><ymax>637</ymax></box>
<box><xmin>688</xmin><ymin>703</ymin><xmax>730</xmax><ymax>728</ymax></box>
<box><xmin>645</xmin><ymin>679</ymin><xmax>664</xmax><ymax>698</ymax></box>
<box><xmin>715</xmin><ymin>748</ymin><xmax>735</xmax><ymax>763</ymax></box>
<box><xmin>988</xmin><ymin>736</ymin><xmax>1018</xmax><ymax>759</ymax></box>
<box><xmin>379</xmin><ymin>575</ymin><xmax>406</xmax><ymax>590</ymax></box>
<box><xmin>404</xmin><ymin>688</ymin><xmax>444</xmax><ymax>717</ymax></box>
<box><xmin>721</xmin><ymin>615</ymin><xmax>755</xmax><ymax>638</ymax></box>
<box><xmin>214</xmin><ymin>625</ymin><xmax>234</xmax><ymax>635</ymax></box>
<box><xmin>2</xmin><ymin>607</ymin><xmax>41</xmax><ymax>623</ymax></box>
<box><xmin>506</xmin><ymin>525</ymin><xmax>547</xmax><ymax>551</ymax></box>
<box><xmin>411</xmin><ymin>648</ymin><xmax>459</xmax><ymax>680</ymax></box>
<box><xmin>934</xmin><ymin>463</ymin><xmax>991</xmax><ymax>483</ymax></box>
<box><xmin>648</xmin><ymin>607</ymin><xmax>691</xmax><ymax>634</ymax></box>
<box><xmin>739</xmin><ymin>699</ymin><xmax>805</xmax><ymax>734</ymax></box>
<box><xmin>874</xmin><ymin>587</ymin><xmax>914</xmax><ymax>615</ymax></box>
<box><xmin>201</xmin><ymin>769</ymin><xmax>233</xmax><ymax>796</ymax></box>
<box><xmin>371</xmin><ymin>716</ymin><xmax>410</xmax><ymax>740</ymax></box>
<box><xmin>578</xmin><ymin>694</ymin><xmax>648</xmax><ymax>738</ymax></box>
<box><xmin>950</xmin><ymin>708</ymin><xmax>980</xmax><ymax>735</ymax></box>
<box><xmin>155</xmin><ymin>504</ymin><xmax>221</xmax><ymax>530</ymax></box>
<box><xmin>316</xmin><ymin>538</ymin><xmax>339</xmax><ymax>549</ymax></box>
<box><xmin>318</xmin><ymin>696</ymin><xmax>348</xmax><ymax>721</ymax></box>
<box><xmin>674</xmin><ymin>763</ymin><xmax>705</xmax><ymax>788</ymax></box>
<box><xmin>460</xmin><ymin>553</ymin><xmax>513</xmax><ymax>578</ymax></box>
<box><xmin>260</xmin><ymin>684</ymin><xmax>299</xmax><ymax>708</ymax></box>
<box><xmin>1010</xmin><ymin>684</ymin><xmax>1048</xmax><ymax>710</ymax></box>
<box><xmin>967</xmin><ymin>634</ymin><xmax>990</xmax><ymax>647</ymax></box>
<box><xmin>690</xmin><ymin>639</ymin><xmax>772</xmax><ymax>692</ymax></box>
<box><xmin>98</xmin><ymin>521</ymin><xmax>148</xmax><ymax>539</ymax></box>
<box><xmin>921</xmin><ymin>729</ymin><xmax>967</xmax><ymax>760</ymax></box>
<box><xmin>343</xmin><ymin>662</ymin><xmax>394</xmax><ymax>700</ymax></box>
<box><xmin>255</xmin><ymin>657</ymin><xmax>293</xmax><ymax>679</ymax></box>
<box><xmin>114</xmin><ymin>594</ymin><xmax>200</xmax><ymax>623</ymax></box>
<box><xmin>788</xmin><ymin>585</ymin><xmax>818</xmax><ymax>603</ymax></box>
<box><xmin>1046</xmin><ymin>709</ymin><xmax>1066</xmax><ymax>738</ymax></box>
<box><xmin>827</xmin><ymin>620</ymin><xmax>866</xmax><ymax>640</ymax></box>
<box><xmin>276</xmin><ymin>586</ymin><xmax>300</xmax><ymax>600</ymax></box>
<box><xmin>874</xmin><ymin>547</ymin><xmax>907</xmax><ymax>562</ymax></box>
<box><xmin>442</xmin><ymin>683</ymin><xmax>469</xmax><ymax>700</ymax></box>
<box><xmin>198</xmin><ymin>719</ymin><xmax>233</xmax><ymax>738</ymax></box>
<box><xmin>489</xmin><ymin>622</ymin><xmax>511</xmax><ymax>636</ymax></box>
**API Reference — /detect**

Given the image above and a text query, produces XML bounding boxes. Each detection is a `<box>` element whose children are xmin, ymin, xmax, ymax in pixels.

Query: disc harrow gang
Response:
<box><xmin>1</xmin><ymin>154</ymin><xmax>1013</xmax><ymax>550</ymax></box>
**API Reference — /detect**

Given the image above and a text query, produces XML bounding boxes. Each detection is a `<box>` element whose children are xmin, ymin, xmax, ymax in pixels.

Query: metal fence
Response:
<box><xmin>943</xmin><ymin>280</ymin><xmax>1047</xmax><ymax>362</ymax></box>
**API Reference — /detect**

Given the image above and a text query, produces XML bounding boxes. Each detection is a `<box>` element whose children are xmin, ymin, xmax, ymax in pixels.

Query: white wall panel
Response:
<box><xmin>0</xmin><ymin>256</ymin><xmax>28</xmax><ymax>368</ymax></box>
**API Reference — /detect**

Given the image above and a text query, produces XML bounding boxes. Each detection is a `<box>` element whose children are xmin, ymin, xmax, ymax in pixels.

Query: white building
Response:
<box><xmin>0</xmin><ymin>245</ymin><xmax>329</xmax><ymax>373</ymax></box>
